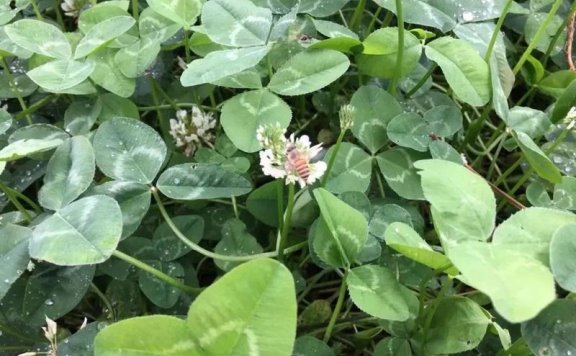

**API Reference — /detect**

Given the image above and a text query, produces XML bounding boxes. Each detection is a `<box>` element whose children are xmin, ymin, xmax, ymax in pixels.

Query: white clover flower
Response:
<box><xmin>567</xmin><ymin>106</ymin><xmax>576</xmax><ymax>121</ymax></box>
<box><xmin>169</xmin><ymin>106</ymin><xmax>216</xmax><ymax>157</ymax></box>
<box><xmin>61</xmin><ymin>0</ymin><xmax>80</xmax><ymax>17</ymax></box>
<box><xmin>258</xmin><ymin>124</ymin><xmax>327</xmax><ymax>188</ymax></box>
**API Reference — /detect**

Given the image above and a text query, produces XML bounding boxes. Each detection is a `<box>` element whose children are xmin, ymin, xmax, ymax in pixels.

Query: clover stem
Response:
<box><xmin>29</xmin><ymin>0</ymin><xmax>43</xmax><ymax>19</ymax></box>
<box><xmin>0</xmin><ymin>181</ymin><xmax>33</xmax><ymax>222</ymax></box>
<box><xmin>1</xmin><ymin>58</ymin><xmax>33</xmax><ymax>125</ymax></box>
<box><xmin>387</xmin><ymin>0</ymin><xmax>404</xmax><ymax>96</ymax></box>
<box><xmin>405</xmin><ymin>63</ymin><xmax>436</xmax><ymax>98</ymax></box>
<box><xmin>321</xmin><ymin>128</ymin><xmax>347</xmax><ymax>187</ymax></box>
<box><xmin>348</xmin><ymin>0</ymin><xmax>366</xmax><ymax>32</ymax></box>
<box><xmin>131</xmin><ymin>0</ymin><xmax>139</xmax><ymax>21</ymax></box>
<box><xmin>277</xmin><ymin>182</ymin><xmax>295</xmax><ymax>262</ymax></box>
<box><xmin>276</xmin><ymin>181</ymin><xmax>284</xmax><ymax>233</ymax></box>
<box><xmin>484</xmin><ymin>0</ymin><xmax>514</xmax><ymax>62</ymax></box>
<box><xmin>512</xmin><ymin>0</ymin><xmax>563</xmax><ymax>74</ymax></box>
<box><xmin>323</xmin><ymin>268</ymin><xmax>349</xmax><ymax>343</ymax></box>
<box><xmin>112</xmin><ymin>250</ymin><xmax>201</xmax><ymax>295</ymax></box>
<box><xmin>151</xmin><ymin>186</ymin><xmax>307</xmax><ymax>261</ymax></box>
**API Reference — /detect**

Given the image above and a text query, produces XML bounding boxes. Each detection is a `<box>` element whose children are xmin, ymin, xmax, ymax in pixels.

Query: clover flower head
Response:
<box><xmin>257</xmin><ymin>124</ymin><xmax>326</xmax><ymax>188</ymax></box>
<box><xmin>61</xmin><ymin>0</ymin><xmax>80</xmax><ymax>17</ymax></box>
<box><xmin>339</xmin><ymin>104</ymin><xmax>356</xmax><ymax>131</ymax></box>
<box><xmin>169</xmin><ymin>106</ymin><xmax>216</xmax><ymax>156</ymax></box>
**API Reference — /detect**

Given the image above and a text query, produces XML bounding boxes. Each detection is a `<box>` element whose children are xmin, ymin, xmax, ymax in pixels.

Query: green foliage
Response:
<box><xmin>425</xmin><ymin>37</ymin><xmax>491</xmax><ymax>106</ymax></box>
<box><xmin>1</xmin><ymin>0</ymin><xmax>576</xmax><ymax>354</ymax></box>
<box><xmin>347</xmin><ymin>265</ymin><xmax>413</xmax><ymax>321</ymax></box>
<box><xmin>415</xmin><ymin>159</ymin><xmax>496</xmax><ymax>249</ymax></box>
<box><xmin>521</xmin><ymin>299</ymin><xmax>576</xmax><ymax>356</ymax></box>
<box><xmin>357</xmin><ymin>27</ymin><xmax>422</xmax><ymax>79</ymax></box>
<box><xmin>268</xmin><ymin>49</ymin><xmax>350</xmax><ymax>96</ymax></box>
<box><xmin>29</xmin><ymin>195</ymin><xmax>123</xmax><ymax>265</ymax></box>
<box><xmin>93</xmin><ymin>117</ymin><xmax>167</xmax><ymax>184</ymax></box>
<box><xmin>350</xmin><ymin>85</ymin><xmax>402</xmax><ymax>153</ymax></box>
<box><xmin>313</xmin><ymin>188</ymin><xmax>368</xmax><ymax>267</ymax></box>
<box><xmin>156</xmin><ymin>163</ymin><xmax>252</xmax><ymax>199</ymax></box>
<box><xmin>95</xmin><ymin>258</ymin><xmax>296</xmax><ymax>355</ymax></box>
<box><xmin>423</xmin><ymin>297</ymin><xmax>489</xmax><ymax>354</ymax></box>
<box><xmin>384</xmin><ymin>222</ymin><xmax>457</xmax><ymax>275</ymax></box>
<box><xmin>450</xmin><ymin>241</ymin><xmax>556</xmax><ymax>323</ymax></box>
<box><xmin>38</xmin><ymin>136</ymin><xmax>95</xmax><ymax>211</ymax></box>
<box><xmin>220</xmin><ymin>89</ymin><xmax>291</xmax><ymax>152</ymax></box>
<box><xmin>550</xmin><ymin>224</ymin><xmax>576</xmax><ymax>292</ymax></box>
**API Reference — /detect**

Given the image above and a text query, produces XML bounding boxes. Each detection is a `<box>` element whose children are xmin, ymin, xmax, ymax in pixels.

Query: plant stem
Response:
<box><xmin>349</xmin><ymin>0</ymin><xmax>366</xmax><ymax>32</ymax></box>
<box><xmin>231</xmin><ymin>196</ymin><xmax>239</xmax><ymax>219</ymax></box>
<box><xmin>405</xmin><ymin>64</ymin><xmax>436</xmax><ymax>98</ymax></box>
<box><xmin>147</xmin><ymin>76</ymin><xmax>170</xmax><ymax>139</ymax></box>
<box><xmin>131</xmin><ymin>0</ymin><xmax>139</xmax><ymax>21</ymax></box>
<box><xmin>1</xmin><ymin>58</ymin><xmax>33</xmax><ymax>125</ymax></box>
<box><xmin>420</xmin><ymin>279</ymin><xmax>451</xmax><ymax>355</ymax></box>
<box><xmin>277</xmin><ymin>182</ymin><xmax>295</xmax><ymax>262</ymax></box>
<box><xmin>323</xmin><ymin>269</ymin><xmax>349</xmax><ymax>343</ymax></box>
<box><xmin>276</xmin><ymin>182</ymin><xmax>284</xmax><ymax>233</ymax></box>
<box><xmin>542</xmin><ymin>2</ymin><xmax>576</xmax><ymax>67</ymax></box>
<box><xmin>150</xmin><ymin>77</ymin><xmax>179</xmax><ymax>111</ymax></box>
<box><xmin>15</xmin><ymin>95</ymin><xmax>56</xmax><ymax>121</ymax></box>
<box><xmin>90</xmin><ymin>283</ymin><xmax>116</xmax><ymax>321</ymax></box>
<box><xmin>112</xmin><ymin>250</ymin><xmax>201</xmax><ymax>295</ymax></box>
<box><xmin>297</xmin><ymin>268</ymin><xmax>333</xmax><ymax>303</ymax></box>
<box><xmin>54</xmin><ymin>0</ymin><xmax>65</xmax><ymax>28</ymax></box>
<box><xmin>497</xmin><ymin>126</ymin><xmax>572</xmax><ymax>210</ymax></box>
<box><xmin>366</xmin><ymin>7</ymin><xmax>382</xmax><ymax>34</ymax></box>
<box><xmin>184</xmin><ymin>30</ymin><xmax>192</xmax><ymax>62</ymax></box>
<box><xmin>151</xmin><ymin>186</ymin><xmax>307</xmax><ymax>261</ymax></box>
<box><xmin>0</xmin><ymin>181</ymin><xmax>33</xmax><ymax>222</ymax></box>
<box><xmin>484</xmin><ymin>0</ymin><xmax>514</xmax><ymax>62</ymax></box>
<box><xmin>29</xmin><ymin>0</ymin><xmax>43</xmax><ymax>19</ymax></box>
<box><xmin>381</xmin><ymin>10</ymin><xmax>394</xmax><ymax>28</ymax></box>
<box><xmin>465</xmin><ymin>164</ymin><xmax>525</xmax><ymax>210</ymax></box>
<box><xmin>321</xmin><ymin>129</ymin><xmax>347</xmax><ymax>186</ymax></box>
<box><xmin>387</xmin><ymin>0</ymin><xmax>404</xmax><ymax>96</ymax></box>
<box><xmin>512</xmin><ymin>0</ymin><xmax>563</xmax><ymax>75</ymax></box>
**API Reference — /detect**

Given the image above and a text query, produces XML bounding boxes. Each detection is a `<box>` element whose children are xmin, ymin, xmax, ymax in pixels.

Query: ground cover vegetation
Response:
<box><xmin>1</xmin><ymin>0</ymin><xmax>576</xmax><ymax>355</ymax></box>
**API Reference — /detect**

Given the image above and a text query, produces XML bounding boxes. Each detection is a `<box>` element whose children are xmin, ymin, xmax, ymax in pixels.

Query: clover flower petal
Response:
<box><xmin>168</xmin><ymin>106</ymin><xmax>216</xmax><ymax>156</ymax></box>
<box><xmin>257</xmin><ymin>125</ymin><xmax>326</xmax><ymax>187</ymax></box>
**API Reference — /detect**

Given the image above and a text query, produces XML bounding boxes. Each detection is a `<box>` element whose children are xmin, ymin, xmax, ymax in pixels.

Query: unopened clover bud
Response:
<box><xmin>339</xmin><ymin>104</ymin><xmax>356</xmax><ymax>131</ymax></box>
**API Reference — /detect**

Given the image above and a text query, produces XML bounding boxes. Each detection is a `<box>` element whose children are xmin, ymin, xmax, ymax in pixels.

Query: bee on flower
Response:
<box><xmin>169</xmin><ymin>106</ymin><xmax>216</xmax><ymax>157</ymax></box>
<box><xmin>257</xmin><ymin>124</ymin><xmax>327</xmax><ymax>188</ymax></box>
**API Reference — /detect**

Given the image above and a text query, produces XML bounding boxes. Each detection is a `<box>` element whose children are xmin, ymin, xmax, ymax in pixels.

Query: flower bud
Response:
<box><xmin>339</xmin><ymin>104</ymin><xmax>356</xmax><ymax>131</ymax></box>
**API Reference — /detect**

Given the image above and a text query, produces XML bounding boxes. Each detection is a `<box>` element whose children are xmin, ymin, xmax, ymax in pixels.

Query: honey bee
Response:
<box><xmin>286</xmin><ymin>145</ymin><xmax>310</xmax><ymax>180</ymax></box>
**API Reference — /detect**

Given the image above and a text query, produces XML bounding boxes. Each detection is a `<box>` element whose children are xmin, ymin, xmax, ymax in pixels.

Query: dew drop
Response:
<box><xmin>461</xmin><ymin>11</ymin><xmax>474</xmax><ymax>22</ymax></box>
<box><xmin>44</xmin><ymin>299</ymin><xmax>54</xmax><ymax>306</ymax></box>
<box><xmin>173</xmin><ymin>178</ymin><xmax>181</xmax><ymax>184</ymax></box>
